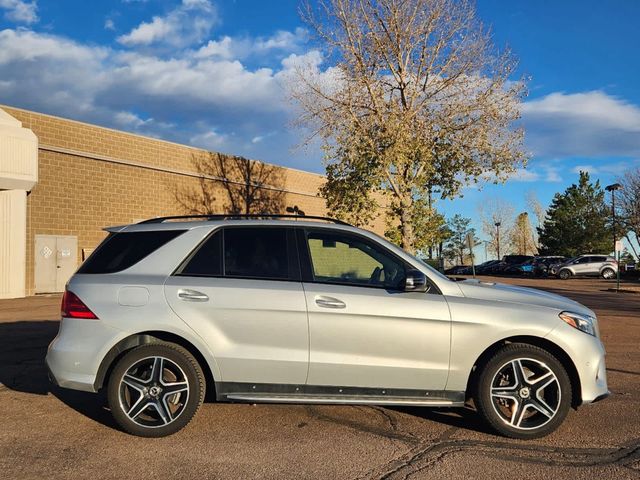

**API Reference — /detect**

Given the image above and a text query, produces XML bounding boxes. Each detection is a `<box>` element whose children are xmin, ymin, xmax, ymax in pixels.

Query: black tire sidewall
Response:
<box><xmin>475</xmin><ymin>343</ymin><xmax>572</xmax><ymax>440</ymax></box>
<box><xmin>107</xmin><ymin>343</ymin><xmax>205</xmax><ymax>437</ymax></box>
<box><xmin>559</xmin><ymin>270</ymin><xmax>571</xmax><ymax>280</ymax></box>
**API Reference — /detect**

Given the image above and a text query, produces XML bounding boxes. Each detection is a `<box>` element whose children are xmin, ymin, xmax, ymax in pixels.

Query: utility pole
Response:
<box><xmin>605</xmin><ymin>183</ymin><xmax>623</xmax><ymax>292</ymax></box>
<box><xmin>495</xmin><ymin>222</ymin><xmax>502</xmax><ymax>260</ymax></box>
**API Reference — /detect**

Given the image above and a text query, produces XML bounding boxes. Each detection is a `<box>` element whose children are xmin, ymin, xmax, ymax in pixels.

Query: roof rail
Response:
<box><xmin>137</xmin><ymin>214</ymin><xmax>352</xmax><ymax>226</ymax></box>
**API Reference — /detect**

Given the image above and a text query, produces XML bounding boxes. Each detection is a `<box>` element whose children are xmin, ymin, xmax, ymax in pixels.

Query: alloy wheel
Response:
<box><xmin>118</xmin><ymin>356</ymin><xmax>190</xmax><ymax>428</ymax></box>
<box><xmin>602</xmin><ymin>268</ymin><xmax>615</xmax><ymax>279</ymax></box>
<box><xmin>489</xmin><ymin>358</ymin><xmax>561</xmax><ymax>430</ymax></box>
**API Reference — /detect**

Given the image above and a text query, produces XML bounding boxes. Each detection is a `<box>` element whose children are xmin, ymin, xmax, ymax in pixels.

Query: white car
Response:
<box><xmin>46</xmin><ymin>215</ymin><xmax>608</xmax><ymax>438</ymax></box>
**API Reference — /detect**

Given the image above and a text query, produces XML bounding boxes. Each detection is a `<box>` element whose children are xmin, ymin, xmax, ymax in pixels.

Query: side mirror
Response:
<box><xmin>404</xmin><ymin>269</ymin><xmax>429</xmax><ymax>292</ymax></box>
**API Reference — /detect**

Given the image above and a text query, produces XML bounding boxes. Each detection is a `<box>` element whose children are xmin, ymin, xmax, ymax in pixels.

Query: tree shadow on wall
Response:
<box><xmin>173</xmin><ymin>152</ymin><xmax>287</xmax><ymax>215</ymax></box>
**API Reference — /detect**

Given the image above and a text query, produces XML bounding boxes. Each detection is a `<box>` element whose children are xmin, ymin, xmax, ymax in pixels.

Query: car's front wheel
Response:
<box><xmin>558</xmin><ymin>269</ymin><xmax>572</xmax><ymax>280</ymax></box>
<box><xmin>474</xmin><ymin>343</ymin><xmax>572</xmax><ymax>439</ymax></box>
<box><xmin>107</xmin><ymin>342</ymin><xmax>205</xmax><ymax>437</ymax></box>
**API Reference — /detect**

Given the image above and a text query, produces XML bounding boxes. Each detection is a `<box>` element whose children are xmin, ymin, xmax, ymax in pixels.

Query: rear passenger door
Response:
<box><xmin>588</xmin><ymin>256</ymin><xmax>608</xmax><ymax>275</ymax></box>
<box><xmin>164</xmin><ymin>226</ymin><xmax>309</xmax><ymax>387</ymax></box>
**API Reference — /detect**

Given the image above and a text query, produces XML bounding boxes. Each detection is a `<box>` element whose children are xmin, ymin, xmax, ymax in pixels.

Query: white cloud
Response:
<box><xmin>522</xmin><ymin>90</ymin><xmax>640</xmax><ymax>158</ymax></box>
<box><xmin>192</xmin><ymin>28</ymin><xmax>308</xmax><ymax>61</ymax></box>
<box><xmin>117</xmin><ymin>0</ymin><xmax>217</xmax><ymax>48</ymax></box>
<box><xmin>571</xmin><ymin>160</ymin><xmax>640</xmax><ymax>176</ymax></box>
<box><xmin>0</xmin><ymin>0</ymin><xmax>38</xmax><ymax>24</ymax></box>
<box><xmin>104</xmin><ymin>18</ymin><xmax>115</xmax><ymax>31</ymax></box>
<box><xmin>0</xmin><ymin>27</ymin><xmax>325</xmax><ymax>170</ymax></box>
<box><xmin>190</xmin><ymin>129</ymin><xmax>228</xmax><ymax>149</ymax></box>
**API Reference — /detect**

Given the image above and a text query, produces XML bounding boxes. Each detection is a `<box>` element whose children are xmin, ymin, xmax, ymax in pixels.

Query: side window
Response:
<box><xmin>305</xmin><ymin>230</ymin><xmax>406</xmax><ymax>289</ymax></box>
<box><xmin>592</xmin><ymin>256</ymin><xmax>607</xmax><ymax>263</ymax></box>
<box><xmin>576</xmin><ymin>257</ymin><xmax>590</xmax><ymax>264</ymax></box>
<box><xmin>78</xmin><ymin>230</ymin><xmax>185</xmax><ymax>274</ymax></box>
<box><xmin>224</xmin><ymin>227</ymin><xmax>290</xmax><ymax>280</ymax></box>
<box><xmin>179</xmin><ymin>230</ymin><xmax>222</xmax><ymax>276</ymax></box>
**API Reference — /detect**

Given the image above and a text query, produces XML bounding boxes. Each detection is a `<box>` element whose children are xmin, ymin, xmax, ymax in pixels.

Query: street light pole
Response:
<box><xmin>605</xmin><ymin>183</ymin><xmax>623</xmax><ymax>292</ymax></box>
<box><xmin>495</xmin><ymin>222</ymin><xmax>501</xmax><ymax>260</ymax></box>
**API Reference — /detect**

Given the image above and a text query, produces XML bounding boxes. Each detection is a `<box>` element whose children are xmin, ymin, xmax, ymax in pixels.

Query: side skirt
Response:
<box><xmin>216</xmin><ymin>382</ymin><xmax>465</xmax><ymax>407</ymax></box>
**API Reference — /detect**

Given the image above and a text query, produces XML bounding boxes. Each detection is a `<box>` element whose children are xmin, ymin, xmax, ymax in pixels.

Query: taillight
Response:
<box><xmin>61</xmin><ymin>290</ymin><xmax>99</xmax><ymax>319</ymax></box>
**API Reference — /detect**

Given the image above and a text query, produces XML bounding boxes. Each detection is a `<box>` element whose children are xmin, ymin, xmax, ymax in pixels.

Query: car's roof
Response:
<box><xmin>106</xmin><ymin>218</ymin><xmax>362</xmax><ymax>233</ymax></box>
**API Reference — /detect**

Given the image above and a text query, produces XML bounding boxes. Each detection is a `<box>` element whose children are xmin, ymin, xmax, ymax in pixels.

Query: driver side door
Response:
<box><xmin>299</xmin><ymin>228</ymin><xmax>451</xmax><ymax>391</ymax></box>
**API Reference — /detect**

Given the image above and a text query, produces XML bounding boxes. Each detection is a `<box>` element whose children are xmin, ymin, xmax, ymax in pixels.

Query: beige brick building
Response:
<box><xmin>0</xmin><ymin>105</ymin><xmax>384</xmax><ymax>298</ymax></box>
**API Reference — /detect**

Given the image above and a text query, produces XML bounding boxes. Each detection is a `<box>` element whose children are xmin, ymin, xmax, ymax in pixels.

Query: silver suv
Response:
<box><xmin>46</xmin><ymin>215</ymin><xmax>608</xmax><ymax>439</ymax></box>
<box><xmin>552</xmin><ymin>255</ymin><xmax>618</xmax><ymax>280</ymax></box>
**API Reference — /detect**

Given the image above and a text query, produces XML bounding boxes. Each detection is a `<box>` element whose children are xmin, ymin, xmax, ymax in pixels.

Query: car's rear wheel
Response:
<box><xmin>107</xmin><ymin>343</ymin><xmax>205</xmax><ymax>437</ymax></box>
<box><xmin>558</xmin><ymin>269</ymin><xmax>572</xmax><ymax>280</ymax></box>
<box><xmin>474</xmin><ymin>343</ymin><xmax>572</xmax><ymax>439</ymax></box>
<box><xmin>601</xmin><ymin>268</ymin><xmax>615</xmax><ymax>279</ymax></box>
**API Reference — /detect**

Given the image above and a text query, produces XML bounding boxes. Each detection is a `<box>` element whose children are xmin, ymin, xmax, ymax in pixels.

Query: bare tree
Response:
<box><xmin>618</xmin><ymin>168</ymin><xmax>640</xmax><ymax>260</ymax></box>
<box><xmin>479</xmin><ymin>197</ymin><xmax>515</xmax><ymax>259</ymax></box>
<box><xmin>509</xmin><ymin>212</ymin><xmax>538</xmax><ymax>256</ymax></box>
<box><xmin>173</xmin><ymin>152</ymin><xmax>286</xmax><ymax>215</ymax></box>
<box><xmin>525</xmin><ymin>190</ymin><xmax>546</xmax><ymax>247</ymax></box>
<box><xmin>289</xmin><ymin>0</ymin><xmax>527</xmax><ymax>252</ymax></box>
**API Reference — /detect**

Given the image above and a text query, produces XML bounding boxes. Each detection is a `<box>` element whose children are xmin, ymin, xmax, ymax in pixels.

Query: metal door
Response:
<box><xmin>34</xmin><ymin>235</ymin><xmax>78</xmax><ymax>293</ymax></box>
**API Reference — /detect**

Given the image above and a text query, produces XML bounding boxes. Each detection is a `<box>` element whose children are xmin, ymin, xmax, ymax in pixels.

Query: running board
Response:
<box><xmin>225</xmin><ymin>393</ymin><xmax>462</xmax><ymax>407</ymax></box>
<box><xmin>216</xmin><ymin>382</ymin><xmax>465</xmax><ymax>407</ymax></box>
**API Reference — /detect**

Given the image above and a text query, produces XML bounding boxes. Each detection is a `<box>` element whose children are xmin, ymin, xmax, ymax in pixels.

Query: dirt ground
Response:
<box><xmin>0</xmin><ymin>276</ymin><xmax>638</xmax><ymax>479</ymax></box>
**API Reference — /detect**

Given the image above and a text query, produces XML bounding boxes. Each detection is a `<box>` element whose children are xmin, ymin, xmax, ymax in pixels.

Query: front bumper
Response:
<box><xmin>46</xmin><ymin>318</ymin><xmax>124</xmax><ymax>393</ymax></box>
<box><xmin>545</xmin><ymin>321</ymin><xmax>609</xmax><ymax>405</ymax></box>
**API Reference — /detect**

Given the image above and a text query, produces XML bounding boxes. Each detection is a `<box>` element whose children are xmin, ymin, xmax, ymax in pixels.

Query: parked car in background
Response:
<box><xmin>475</xmin><ymin>260</ymin><xmax>501</xmax><ymax>274</ymax></box>
<box><xmin>533</xmin><ymin>256</ymin><xmax>568</xmax><ymax>277</ymax></box>
<box><xmin>444</xmin><ymin>265</ymin><xmax>472</xmax><ymax>275</ymax></box>
<box><xmin>552</xmin><ymin>255</ymin><xmax>618</xmax><ymax>280</ymax></box>
<box><xmin>489</xmin><ymin>255</ymin><xmax>535</xmax><ymax>275</ymax></box>
<box><xmin>505</xmin><ymin>258</ymin><xmax>536</xmax><ymax>275</ymax></box>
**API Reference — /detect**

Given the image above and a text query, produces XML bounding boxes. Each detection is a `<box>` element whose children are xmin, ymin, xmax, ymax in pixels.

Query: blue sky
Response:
<box><xmin>1</xmin><ymin>0</ymin><xmax>639</xmax><ymax>258</ymax></box>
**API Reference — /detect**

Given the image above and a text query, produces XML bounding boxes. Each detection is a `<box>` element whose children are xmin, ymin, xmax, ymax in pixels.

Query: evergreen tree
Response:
<box><xmin>538</xmin><ymin>171</ymin><xmax>611</xmax><ymax>256</ymax></box>
<box><xmin>444</xmin><ymin>215</ymin><xmax>479</xmax><ymax>264</ymax></box>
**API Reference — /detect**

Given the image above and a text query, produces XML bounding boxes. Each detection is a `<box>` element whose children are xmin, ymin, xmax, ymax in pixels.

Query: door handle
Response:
<box><xmin>177</xmin><ymin>289</ymin><xmax>209</xmax><ymax>302</ymax></box>
<box><xmin>315</xmin><ymin>296</ymin><xmax>346</xmax><ymax>309</ymax></box>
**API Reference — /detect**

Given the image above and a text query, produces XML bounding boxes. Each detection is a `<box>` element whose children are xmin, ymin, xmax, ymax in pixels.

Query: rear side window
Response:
<box><xmin>224</xmin><ymin>228</ymin><xmax>290</xmax><ymax>280</ymax></box>
<box><xmin>179</xmin><ymin>230</ymin><xmax>222</xmax><ymax>276</ymax></box>
<box><xmin>178</xmin><ymin>227</ymin><xmax>295</xmax><ymax>280</ymax></box>
<box><xmin>78</xmin><ymin>230</ymin><xmax>184</xmax><ymax>274</ymax></box>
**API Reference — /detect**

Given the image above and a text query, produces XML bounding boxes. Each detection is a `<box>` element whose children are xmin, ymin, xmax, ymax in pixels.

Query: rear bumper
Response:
<box><xmin>46</xmin><ymin>318</ymin><xmax>124</xmax><ymax>393</ymax></box>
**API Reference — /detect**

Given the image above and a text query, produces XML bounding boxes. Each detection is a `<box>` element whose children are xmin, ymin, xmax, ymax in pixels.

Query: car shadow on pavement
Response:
<box><xmin>0</xmin><ymin>320</ymin><xmax>118</xmax><ymax>430</ymax></box>
<box><xmin>390</xmin><ymin>405</ymin><xmax>495</xmax><ymax>436</ymax></box>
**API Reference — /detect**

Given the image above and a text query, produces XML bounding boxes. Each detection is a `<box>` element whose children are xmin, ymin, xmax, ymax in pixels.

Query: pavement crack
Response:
<box><xmin>371</xmin><ymin>438</ymin><xmax>640</xmax><ymax>479</ymax></box>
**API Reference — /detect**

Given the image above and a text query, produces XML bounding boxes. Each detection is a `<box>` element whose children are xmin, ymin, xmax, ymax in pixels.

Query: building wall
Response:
<box><xmin>1</xmin><ymin>106</ymin><xmax>385</xmax><ymax>295</ymax></box>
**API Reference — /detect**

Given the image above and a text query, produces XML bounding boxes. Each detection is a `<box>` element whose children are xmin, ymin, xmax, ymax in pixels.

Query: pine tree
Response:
<box><xmin>538</xmin><ymin>171</ymin><xmax>611</xmax><ymax>257</ymax></box>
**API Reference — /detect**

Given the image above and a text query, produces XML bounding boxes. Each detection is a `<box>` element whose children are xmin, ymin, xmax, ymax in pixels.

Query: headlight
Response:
<box><xmin>559</xmin><ymin>311</ymin><xmax>597</xmax><ymax>336</ymax></box>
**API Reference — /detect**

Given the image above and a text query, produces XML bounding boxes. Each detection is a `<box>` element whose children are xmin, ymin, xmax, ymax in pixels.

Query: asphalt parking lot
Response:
<box><xmin>1</xmin><ymin>277</ymin><xmax>638</xmax><ymax>479</ymax></box>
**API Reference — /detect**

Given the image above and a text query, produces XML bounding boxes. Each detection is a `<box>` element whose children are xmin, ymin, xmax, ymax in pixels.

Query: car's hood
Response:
<box><xmin>457</xmin><ymin>279</ymin><xmax>594</xmax><ymax>316</ymax></box>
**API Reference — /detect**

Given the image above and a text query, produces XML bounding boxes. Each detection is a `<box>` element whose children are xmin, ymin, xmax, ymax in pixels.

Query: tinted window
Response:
<box><xmin>306</xmin><ymin>231</ymin><xmax>405</xmax><ymax>289</ymax></box>
<box><xmin>78</xmin><ymin>230</ymin><xmax>184</xmax><ymax>274</ymax></box>
<box><xmin>179</xmin><ymin>230</ymin><xmax>222</xmax><ymax>276</ymax></box>
<box><xmin>591</xmin><ymin>256</ymin><xmax>607</xmax><ymax>262</ymax></box>
<box><xmin>576</xmin><ymin>257</ymin><xmax>590</xmax><ymax>264</ymax></box>
<box><xmin>224</xmin><ymin>228</ymin><xmax>290</xmax><ymax>280</ymax></box>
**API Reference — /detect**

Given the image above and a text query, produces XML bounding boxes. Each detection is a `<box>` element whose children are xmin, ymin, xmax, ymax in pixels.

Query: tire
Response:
<box><xmin>107</xmin><ymin>342</ymin><xmax>205</xmax><ymax>437</ymax></box>
<box><xmin>474</xmin><ymin>343</ymin><xmax>572</xmax><ymax>440</ymax></box>
<box><xmin>601</xmin><ymin>268</ymin><xmax>615</xmax><ymax>280</ymax></box>
<box><xmin>558</xmin><ymin>269</ymin><xmax>572</xmax><ymax>280</ymax></box>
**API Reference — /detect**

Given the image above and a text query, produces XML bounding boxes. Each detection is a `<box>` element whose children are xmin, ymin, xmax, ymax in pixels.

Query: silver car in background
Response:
<box><xmin>46</xmin><ymin>215</ymin><xmax>608</xmax><ymax>439</ymax></box>
<box><xmin>551</xmin><ymin>255</ymin><xmax>618</xmax><ymax>280</ymax></box>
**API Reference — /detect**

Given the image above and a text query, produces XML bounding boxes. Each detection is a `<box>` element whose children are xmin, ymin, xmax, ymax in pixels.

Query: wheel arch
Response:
<box><xmin>94</xmin><ymin>331</ymin><xmax>216</xmax><ymax>400</ymax></box>
<box><xmin>465</xmin><ymin>335</ymin><xmax>582</xmax><ymax>408</ymax></box>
